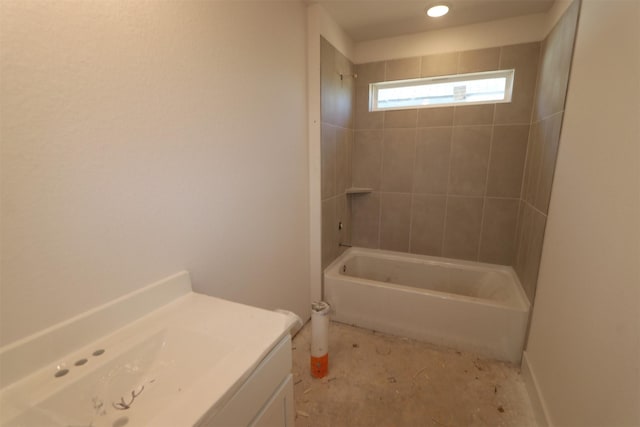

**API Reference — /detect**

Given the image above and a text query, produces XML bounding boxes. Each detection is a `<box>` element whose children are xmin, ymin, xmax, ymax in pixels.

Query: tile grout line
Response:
<box><xmin>407</xmin><ymin>59</ymin><xmax>424</xmax><ymax>254</ymax></box>
<box><xmin>477</xmin><ymin>107</ymin><xmax>497</xmax><ymax>262</ymax></box>
<box><xmin>440</xmin><ymin>128</ymin><xmax>455</xmax><ymax>257</ymax></box>
<box><xmin>374</xmin><ymin>191</ymin><xmax>520</xmax><ymax>200</ymax></box>
<box><xmin>522</xmin><ymin>199</ymin><xmax>549</xmax><ymax>219</ymax></box>
<box><xmin>376</xmin><ymin>59</ymin><xmax>388</xmax><ymax>250</ymax></box>
<box><xmin>517</xmin><ymin>39</ymin><xmax>544</xmax><ymax>224</ymax></box>
<box><xmin>530</xmin><ymin>117</ymin><xmax>549</xmax><ymax>213</ymax></box>
<box><xmin>437</xmin><ymin>52</ymin><xmax>463</xmax><ymax>257</ymax></box>
<box><xmin>333</xmin><ymin>124</ymin><xmax>338</xmax><ymax>200</ymax></box>
<box><xmin>357</xmin><ymin>49</ymin><xmax>542</xmax><ymax>260</ymax></box>
<box><xmin>475</xmin><ymin>48</ymin><xmax>503</xmax><ymax>262</ymax></box>
<box><xmin>500</xmin><ymin>46</ymin><xmax>528</xmax><ymax>268</ymax></box>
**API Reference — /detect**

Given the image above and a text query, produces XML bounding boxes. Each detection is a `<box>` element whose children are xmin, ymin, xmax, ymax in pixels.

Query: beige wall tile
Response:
<box><xmin>322</xmin><ymin>197</ymin><xmax>338</xmax><ymax>269</ymax></box>
<box><xmin>533</xmin><ymin>1</ymin><xmax>579</xmax><ymax>121</ymax></box>
<box><xmin>321</xmin><ymin>123</ymin><xmax>336</xmax><ymax>200</ymax></box>
<box><xmin>385</xmin><ymin>57</ymin><xmax>421</xmax><ymax>81</ymax></box>
<box><xmin>379</xmin><ymin>192</ymin><xmax>412</xmax><ymax>252</ymax></box>
<box><xmin>509</xmin><ymin>3</ymin><xmax>577</xmax><ymax>302</ymax></box>
<box><xmin>336</xmin><ymin>127</ymin><xmax>353</xmax><ymax>194</ymax></box>
<box><xmin>321</xmin><ymin>38</ymin><xmax>355</xmax><ymax>128</ymax></box>
<box><xmin>335</xmin><ymin>49</ymin><xmax>356</xmax><ymax>129</ymax></box>
<box><xmin>384</xmin><ymin>109</ymin><xmax>417</xmax><ymax>128</ymax></box>
<box><xmin>495</xmin><ymin>42</ymin><xmax>540</xmax><ymax>124</ymax></box>
<box><xmin>533</xmin><ymin>49</ymin><xmax>554</xmax><ymax>121</ymax></box>
<box><xmin>410</xmin><ymin>194</ymin><xmax>446</xmax><ymax>256</ymax></box>
<box><xmin>479</xmin><ymin>198</ymin><xmax>519</xmax><ymax>265</ymax></box>
<box><xmin>351</xmin><ymin>192</ymin><xmax>381</xmax><ymax>248</ymax></box>
<box><xmin>321</xmin><ymin>37</ymin><xmax>338</xmax><ymax>126</ymax></box>
<box><xmin>337</xmin><ymin>194</ymin><xmax>351</xmax><ymax>254</ymax></box>
<box><xmin>499</xmin><ymin>42</ymin><xmax>540</xmax><ymax>73</ymax></box>
<box><xmin>458</xmin><ymin>47</ymin><xmax>500</xmax><ymax>73</ymax></box>
<box><xmin>448</xmin><ymin>126</ymin><xmax>492</xmax><ymax>196</ymax></box>
<box><xmin>413</xmin><ymin>127</ymin><xmax>452</xmax><ymax>194</ymax></box>
<box><xmin>535</xmin><ymin>112</ymin><xmax>563</xmax><ymax>214</ymax></box>
<box><xmin>417</xmin><ymin>107</ymin><xmax>454</xmax><ymax>127</ymax></box>
<box><xmin>495</xmin><ymin>79</ymin><xmax>536</xmax><ymax>125</ymax></box>
<box><xmin>381</xmin><ymin>129</ymin><xmax>416</xmax><ymax>192</ymax></box>
<box><xmin>522</xmin><ymin>207</ymin><xmax>547</xmax><ymax>302</ymax></box>
<box><xmin>355</xmin><ymin>86</ymin><xmax>383</xmax><ymax>130</ymax></box>
<box><xmin>522</xmin><ymin>120</ymin><xmax>544</xmax><ymax>204</ymax></box>
<box><xmin>486</xmin><ymin>125</ymin><xmax>529</xmax><ymax>197</ymax></box>
<box><xmin>513</xmin><ymin>200</ymin><xmax>531</xmax><ymax>281</ymax></box>
<box><xmin>443</xmin><ymin>196</ymin><xmax>484</xmax><ymax>260</ymax></box>
<box><xmin>321</xmin><ymin>38</ymin><xmax>356</xmax><ymax>272</ymax></box>
<box><xmin>513</xmin><ymin>202</ymin><xmax>548</xmax><ymax>302</ymax></box>
<box><xmin>344</xmin><ymin>38</ymin><xmax>571</xmax><ymax>276</ymax></box>
<box><xmin>352</xmin><ymin>130</ymin><xmax>383</xmax><ymax>190</ymax></box>
<box><xmin>454</xmin><ymin>104</ymin><xmax>495</xmax><ymax>125</ymax></box>
<box><xmin>421</xmin><ymin>52</ymin><xmax>459</xmax><ymax>77</ymax></box>
<box><xmin>550</xmin><ymin>1</ymin><xmax>580</xmax><ymax>116</ymax></box>
<box><xmin>355</xmin><ymin>61</ymin><xmax>385</xmax><ymax>85</ymax></box>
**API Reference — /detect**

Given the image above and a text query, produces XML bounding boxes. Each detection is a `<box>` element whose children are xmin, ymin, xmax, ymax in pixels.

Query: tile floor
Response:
<box><xmin>292</xmin><ymin>321</ymin><xmax>537</xmax><ymax>427</ymax></box>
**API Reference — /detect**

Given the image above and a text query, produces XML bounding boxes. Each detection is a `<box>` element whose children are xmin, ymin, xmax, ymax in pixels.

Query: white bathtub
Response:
<box><xmin>324</xmin><ymin>248</ymin><xmax>530</xmax><ymax>363</ymax></box>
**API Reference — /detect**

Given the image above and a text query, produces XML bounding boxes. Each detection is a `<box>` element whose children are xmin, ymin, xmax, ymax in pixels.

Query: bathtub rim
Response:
<box><xmin>324</xmin><ymin>247</ymin><xmax>530</xmax><ymax>312</ymax></box>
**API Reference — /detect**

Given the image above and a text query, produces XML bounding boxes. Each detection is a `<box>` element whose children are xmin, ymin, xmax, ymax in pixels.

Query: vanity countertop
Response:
<box><xmin>0</xmin><ymin>272</ymin><xmax>293</xmax><ymax>426</ymax></box>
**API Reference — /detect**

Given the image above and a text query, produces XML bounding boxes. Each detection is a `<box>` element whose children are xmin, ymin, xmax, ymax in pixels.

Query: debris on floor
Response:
<box><xmin>291</xmin><ymin>321</ymin><xmax>536</xmax><ymax>427</ymax></box>
<box><xmin>412</xmin><ymin>367</ymin><xmax>428</xmax><ymax>381</ymax></box>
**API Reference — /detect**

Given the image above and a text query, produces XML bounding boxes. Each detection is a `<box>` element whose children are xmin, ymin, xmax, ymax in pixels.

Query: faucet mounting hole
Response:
<box><xmin>54</xmin><ymin>369</ymin><xmax>69</xmax><ymax>378</ymax></box>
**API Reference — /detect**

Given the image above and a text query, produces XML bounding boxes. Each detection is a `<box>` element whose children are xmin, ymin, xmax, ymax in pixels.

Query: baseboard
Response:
<box><xmin>521</xmin><ymin>351</ymin><xmax>552</xmax><ymax>427</ymax></box>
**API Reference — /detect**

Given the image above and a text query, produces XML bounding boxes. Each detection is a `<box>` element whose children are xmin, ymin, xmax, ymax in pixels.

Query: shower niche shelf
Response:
<box><xmin>345</xmin><ymin>187</ymin><xmax>373</xmax><ymax>195</ymax></box>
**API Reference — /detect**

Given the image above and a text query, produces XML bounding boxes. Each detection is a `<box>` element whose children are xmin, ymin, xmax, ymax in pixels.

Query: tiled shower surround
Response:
<box><xmin>351</xmin><ymin>42</ymin><xmax>540</xmax><ymax>266</ymax></box>
<box><xmin>514</xmin><ymin>1</ymin><xmax>580</xmax><ymax>301</ymax></box>
<box><xmin>320</xmin><ymin>37</ymin><xmax>354</xmax><ymax>269</ymax></box>
<box><xmin>320</xmin><ymin>1</ymin><xmax>579</xmax><ymax>303</ymax></box>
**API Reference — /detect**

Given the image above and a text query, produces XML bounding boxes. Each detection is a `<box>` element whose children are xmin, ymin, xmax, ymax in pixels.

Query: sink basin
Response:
<box><xmin>5</xmin><ymin>328</ymin><xmax>225</xmax><ymax>426</ymax></box>
<box><xmin>0</xmin><ymin>273</ymin><xmax>294</xmax><ymax>427</ymax></box>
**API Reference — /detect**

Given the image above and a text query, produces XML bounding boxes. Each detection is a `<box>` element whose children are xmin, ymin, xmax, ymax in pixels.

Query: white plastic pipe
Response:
<box><xmin>310</xmin><ymin>301</ymin><xmax>330</xmax><ymax>378</ymax></box>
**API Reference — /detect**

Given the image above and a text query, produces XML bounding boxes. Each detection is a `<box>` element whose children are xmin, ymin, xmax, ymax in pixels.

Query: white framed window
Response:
<box><xmin>369</xmin><ymin>69</ymin><xmax>515</xmax><ymax>111</ymax></box>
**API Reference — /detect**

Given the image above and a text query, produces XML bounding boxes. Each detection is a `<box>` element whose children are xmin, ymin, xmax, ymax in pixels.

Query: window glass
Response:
<box><xmin>370</xmin><ymin>69</ymin><xmax>515</xmax><ymax>111</ymax></box>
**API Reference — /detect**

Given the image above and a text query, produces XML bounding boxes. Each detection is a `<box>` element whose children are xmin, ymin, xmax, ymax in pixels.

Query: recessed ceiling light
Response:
<box><xmin>426</xmin><ymin>4</ymin><xmax>449</xmax><ymax>17</ymax></box>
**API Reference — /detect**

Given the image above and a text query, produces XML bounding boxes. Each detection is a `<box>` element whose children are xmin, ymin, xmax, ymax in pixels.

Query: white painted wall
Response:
<box><xmin>307</xmin><ymin>4</ymin><xmax>354</xmax><ymax>303</ymax></box>
<box><xmin>353</xmin><ymin>2</ymin><xmax>572</xmax><ymax>64</ymax></box>
<box><xmin>354</xmin><ymin>13</ymin><xmax>545</xmax><ymax>64</ymax></box>
<box><xmin>0</xmin><ymin>0</ymin><xmax>310</xmax><ymax>346</ymax></box>
<box><xmin>523</xmin><ymin>0</ymin><xmax>640</xmax><ymax>425</ymax></box>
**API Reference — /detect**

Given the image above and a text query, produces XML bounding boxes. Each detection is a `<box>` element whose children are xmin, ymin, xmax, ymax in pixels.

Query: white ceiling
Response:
<box><xmin>313</xmin><ymin>0</ymin><xmax>555</xmax><ymax>41</ymax></box>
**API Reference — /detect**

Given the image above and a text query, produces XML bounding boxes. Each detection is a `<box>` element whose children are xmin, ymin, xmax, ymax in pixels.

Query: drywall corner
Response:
<box><xmin>521</xmin><ymin>351</ymin><xmax>551</xmax><ymax>427</ymax></box>
<box><xmin>308</xmin><ymin>3</ymin><xmax>355</xmax><ymax>62</ymax></box>
<box><xmin>542</xmin><ymin>0</ymin><xmax>575</xmax><ymax>36</ymax></box>
<box><xmin>307</xmin><ymin>3</ymin><xmax>355</xmax><ymax>305</ymax></box>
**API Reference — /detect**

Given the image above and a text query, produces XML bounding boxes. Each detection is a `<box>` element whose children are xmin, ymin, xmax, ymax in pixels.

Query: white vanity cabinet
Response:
<box><xmin>0</xmin><ymin>272</ymin><xmax>298</xmax><ymax>427</ymax></box>
<box><xmin>200</xmin><ymin>335</ymin><xmax>295</xmax><ymax>427</ymax></box>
